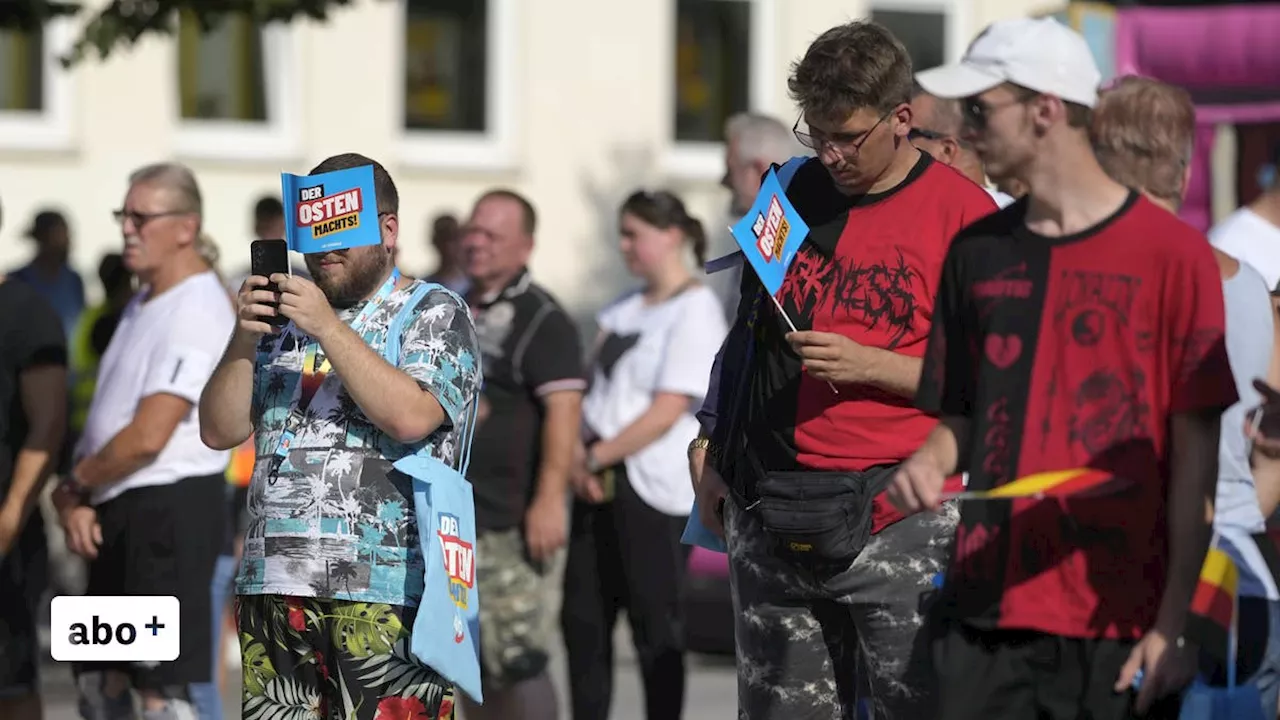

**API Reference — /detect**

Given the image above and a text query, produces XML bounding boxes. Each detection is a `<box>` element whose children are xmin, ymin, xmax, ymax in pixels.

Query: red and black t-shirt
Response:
<box><xmin>740</xmin><ymin>152</ymin><xmax>996</xmax><ymax>532</ymax></box>
<box><xmin>916</xmin><ymin>192</ymin><xmax>1239</xmax><ymax>640</ymax></box>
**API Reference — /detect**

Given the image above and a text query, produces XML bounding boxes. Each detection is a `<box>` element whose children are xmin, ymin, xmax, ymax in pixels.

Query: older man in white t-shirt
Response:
<box><xmin>52</xmin><ymin>163</ymin><xmax>235</xmax><ymax>720</ymax></box>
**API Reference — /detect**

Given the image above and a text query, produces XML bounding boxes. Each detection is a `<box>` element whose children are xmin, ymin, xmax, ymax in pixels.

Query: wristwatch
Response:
<box><xmin>688</xmin><ymin>436</ymin><xmax>719</xmax><ymax>461</ymax></box>
<box><xmin>57</xmin><ymin>472</ymin><xmax>90</xmax><ymax>503</ymax></box>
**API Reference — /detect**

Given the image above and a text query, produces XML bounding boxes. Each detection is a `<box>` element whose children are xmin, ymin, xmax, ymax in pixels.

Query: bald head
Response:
<box><xmin>910</xmin><ymin>84</ymin><xmax>963</xmax><ymax>137</ymax></box>
<box><xmin>909</xmin><ymin>81</ymin><xmax>986</xmax><ymax>186</ymax></box>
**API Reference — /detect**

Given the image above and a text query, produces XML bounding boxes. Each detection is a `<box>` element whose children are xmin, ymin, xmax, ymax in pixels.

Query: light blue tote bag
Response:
<box><xmin>382</xmin><ymin>282</ymin><xmax>485</xmax><ymax>704</ymax></box>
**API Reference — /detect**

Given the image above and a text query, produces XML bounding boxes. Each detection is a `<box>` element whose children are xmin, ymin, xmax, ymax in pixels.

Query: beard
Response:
<box><xmin>305</xmin><ymin>245</ymin><xmax>392</xmax><ymax>308</ymax></box>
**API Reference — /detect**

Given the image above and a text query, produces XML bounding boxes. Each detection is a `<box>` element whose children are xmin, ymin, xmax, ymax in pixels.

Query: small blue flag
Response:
<box><xmin>282</xmin><ymin>165</ymin><xmax>382</xmax><ymax>254</ymax></box>
<box><xmin>681</xmin><ymin>500</ymin><xmax>727</xmax><ymax>553</ymax></box>
<box><xmin>728</xmin><ymin>169</ymin><xmax>810</xmax><ymax>296</ymax></box>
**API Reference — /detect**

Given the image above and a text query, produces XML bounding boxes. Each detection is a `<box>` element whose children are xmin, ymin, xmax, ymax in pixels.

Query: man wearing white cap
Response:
<box><xmin>889</xmin><ymin>17</ymin><xmax>1238</xmax><ymax>719</ymax></box>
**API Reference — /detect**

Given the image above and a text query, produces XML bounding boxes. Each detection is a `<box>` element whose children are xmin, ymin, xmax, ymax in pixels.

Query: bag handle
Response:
<box><xmin>383</xmin><ymin>282</ymin><xmax>482</xmax><ymax>475</ymax></box>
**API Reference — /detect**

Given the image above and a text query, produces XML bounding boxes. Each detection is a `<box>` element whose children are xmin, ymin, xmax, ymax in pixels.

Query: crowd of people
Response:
<box><xmin>3</xmin><ymin>12</ymin><xmax>1280</xmax><ymax>720</ymax></box>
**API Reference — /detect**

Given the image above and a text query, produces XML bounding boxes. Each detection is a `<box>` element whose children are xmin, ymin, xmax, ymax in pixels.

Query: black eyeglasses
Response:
<box><xmin>794</xmin><ymin>110</ymin><xmax>893</xmax><ymax>157</ymax></box>
<box><xmin>908</xmin><ymin>127</ymin><xmax>950</xmax><ymax>142</ymax></box>
<box><xmin>112</xmin><ymin>208</ymin><xmax>191</xmax><ymax>229</ymax></box>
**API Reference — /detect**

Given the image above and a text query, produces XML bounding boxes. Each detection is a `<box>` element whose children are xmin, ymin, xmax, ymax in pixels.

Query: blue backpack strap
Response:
<box><xmin>383</xmin><ymin>281</ymin><xmax>481</xmax><ymax>475</ymax></box>
<box><xmin>775</xmin><ymin>155</ymin><xmax>808</xmax><ymax>191</ymax></box>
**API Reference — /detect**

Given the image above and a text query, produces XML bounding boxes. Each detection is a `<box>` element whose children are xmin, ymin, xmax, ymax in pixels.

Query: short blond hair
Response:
<box><xmin>1091</xmin><ymin>76</ymin><xmax>1195</xmax><ymax>206</ymax></box>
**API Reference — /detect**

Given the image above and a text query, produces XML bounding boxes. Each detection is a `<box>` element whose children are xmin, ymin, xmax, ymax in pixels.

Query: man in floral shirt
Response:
<box><xmin>199</xmin><ymin>153</ymin><xmax>480</xmax><ymax>720</ymax></box>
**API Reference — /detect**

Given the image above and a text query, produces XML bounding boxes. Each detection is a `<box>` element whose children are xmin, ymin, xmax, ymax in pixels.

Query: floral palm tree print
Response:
<box><xmin>238</xmin><ymin>595</ymin><xmax>455</xmax><ymax>720</ymax></box>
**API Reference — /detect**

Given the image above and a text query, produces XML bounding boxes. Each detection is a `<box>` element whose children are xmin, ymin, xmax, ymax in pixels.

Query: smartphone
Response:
<box><xmin>250</xmin><ymin>239</ymin><xmax>290</xmax><ymax>327</ymax></box>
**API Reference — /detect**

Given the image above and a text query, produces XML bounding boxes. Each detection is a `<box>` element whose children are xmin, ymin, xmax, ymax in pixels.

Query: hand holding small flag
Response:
<box><xmin>887</xmin><ymin>451</ymin><xmax>949</xmax><ymax>515</ymax></box>
<box><xmin>786</xmin><ymin>331</ymin><xmax>872</xmax><ymax>385</ymax></box>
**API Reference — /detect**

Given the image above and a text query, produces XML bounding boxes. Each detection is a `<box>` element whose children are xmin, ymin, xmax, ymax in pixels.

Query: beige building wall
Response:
<box><xmin>0</xmin><ymin>0</ymin><xmax>1048</xmax><ymax>316</ymax></box>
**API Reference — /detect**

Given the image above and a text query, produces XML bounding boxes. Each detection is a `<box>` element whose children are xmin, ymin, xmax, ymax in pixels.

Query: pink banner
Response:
<box><xmin>1112</xmin><ymin>5</ymin><xmax>1280</xmax><ymax>231</ymax></box>
<box><xmin>1115</xmin><ymin>6</ymin><xmax>1280</xmax><ymax>90</ymax></box>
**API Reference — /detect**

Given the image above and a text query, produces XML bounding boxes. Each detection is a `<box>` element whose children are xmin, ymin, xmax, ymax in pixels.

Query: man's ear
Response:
<box><xmin>892</xmin><ymin>102</ymin><xmax>913</xmax><ymax>140</ymax></box>
<box><xmin>380</xmin><ymin>212</ymin><xmax>399</xmax><ymax>254</ymax></box>
<box><xmin>940</xmin><ymin>137</ymin><xmax>964</xmax><ymax>165</ymax></box>
<box><xmin>181</xmin><ymin>215</ymin><xmax>200</xmax><ymax>247</ymax></box>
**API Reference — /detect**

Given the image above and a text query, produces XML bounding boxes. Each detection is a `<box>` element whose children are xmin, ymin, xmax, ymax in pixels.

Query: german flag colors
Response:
<box><xmin>945</xmin><ymin>468</ymin><xmax>1121</xmax><ymax>501</ymax></box>
<box><xmin>1184</xmin><ymin>546</ymin><xmax>1240</xmax><ymax>662</ymax></box>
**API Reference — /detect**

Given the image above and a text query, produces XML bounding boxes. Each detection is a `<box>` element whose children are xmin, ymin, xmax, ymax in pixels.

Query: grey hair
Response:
<box><xmin>725</xmin><ymin>113</ymin><xmax>805</xmax><ymax>165</ymax></box>
<box><xmin>129</xmin><ymin>162</ymin><xmax>203</xmax><ymax>218</ymax></box>
<box><xmin>195</xmin><ymin>232</ymin><xmax>220</xmax><ymax>265</ymax></box>
<box><xmin>911</xmin><ymin>80</ymin><xmax>965</xmax><ymax>136</ymax></box>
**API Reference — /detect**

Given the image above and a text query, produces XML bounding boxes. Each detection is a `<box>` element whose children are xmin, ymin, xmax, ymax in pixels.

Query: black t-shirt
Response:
<box><xmin>467</xmin><ymin>271</ymin><xmax>585</xmax><ymax>530</ymax></box>
<box><xmin>0</xmin><ymin>280</ymin><xmax>67</xmax><ymax>507</ymax></box>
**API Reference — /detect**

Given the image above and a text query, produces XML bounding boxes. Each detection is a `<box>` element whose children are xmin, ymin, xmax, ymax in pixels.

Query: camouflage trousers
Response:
<box><xmin>475</xmin><ymin>528</ymin><xmax>553</xmax><ymax>688</ymax></box>
<box><xmin>725</xmin><ymin>492</ymin><xmax>959</xmax><ymax>720</ymax></box>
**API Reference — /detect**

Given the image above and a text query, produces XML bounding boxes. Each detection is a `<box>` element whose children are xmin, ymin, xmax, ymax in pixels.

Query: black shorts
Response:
<box><xmin>0</xmin><ymin>516</ymin><xmax>48</xmax><ymax>696</ymax></box>
<box><xmin>933</xmin><ymin>621</ymin><xmax>1184</xmax><ymax>720</ymax></box>
<box><xmin>75</xmin><ymin>473</ymin><xmax>225</xmax><ymax>691</ymax></box>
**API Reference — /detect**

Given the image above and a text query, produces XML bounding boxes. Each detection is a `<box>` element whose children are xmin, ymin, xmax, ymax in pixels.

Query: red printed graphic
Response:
<box><xmin>984</xmin><ymin>334</ymin><xmax>1022</xmax><ymax>369</ymax></box>
<box><xmin>953</xmin><ymin>522</ymin><xmax>1002</xmax><ymax>581</ymax></box>
<box><xmin>437</xmin><ymin>513</ymin><xmax>474</xmax><ymax>641</ymax></box>
<box><xmin>982</xmin><ymin>397</ymin><xmax>1012</xmax><ymax>482</ymax></box>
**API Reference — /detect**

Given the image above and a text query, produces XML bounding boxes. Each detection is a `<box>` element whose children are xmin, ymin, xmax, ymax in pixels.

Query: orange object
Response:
<box><xmin>226</xmin><ymin>436</ymin><xmax>256</xmax><ymax>487</ymax></box>
<box><xmin>944</xmin><ymin>468</ymin><xmax>1121</xmax><ymax>501</ymax></box>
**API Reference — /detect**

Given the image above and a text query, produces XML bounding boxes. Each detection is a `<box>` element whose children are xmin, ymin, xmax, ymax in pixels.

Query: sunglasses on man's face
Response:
<box><xmin>962</xmin><ymin>94</ymin><xmax>1036</xmax><ymax>129</ymax></box>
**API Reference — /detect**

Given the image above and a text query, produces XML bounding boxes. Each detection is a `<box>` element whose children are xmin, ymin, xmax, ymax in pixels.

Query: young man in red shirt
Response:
<box><xmin>894</xmin><ymin>17</ymin><xmax>1238</xmax><ymax>719</ymax></box>
<box><xmin>689</xmin><ymin>20</ymin><xmax>995</xmax><ymax>719</ymax></box>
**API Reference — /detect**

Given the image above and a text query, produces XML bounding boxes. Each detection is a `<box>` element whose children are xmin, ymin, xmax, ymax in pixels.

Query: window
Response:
<box><xmin>674</xmin><ymin>0</ymin><xmax>751</xmax><ymax>143</ymax></box>
<box><xmin>178</xmin><ymin>11</ymin><xmax>267</xmax><ymax>121</ymax></box>
<box><xmin>872</xmin><ymin>8</ymin><xmax>946</xmax><ymax>72</ymax></box>
<box><xmin>0</xmin><ymin>20</ymin><xmax>73</xmax><ymax>151</ymax></box>
<box><xmin>0</xmin><ymin>27</ymin><xmax>43</xmax><ymax>112</ymax></box>
<box><xmin>398</xmin><ymin>0</ymin><xmax>518</xmax><ymax>171</ymax></box>
<box><xmin>173</xmin><ymin>13</ymin><xmax>299</xmax><ymax>161</ymax></box>
<box><xmin>404</xmin><ymin>0</ymin><xmax>488</xmax><ymax>132</ymax></box>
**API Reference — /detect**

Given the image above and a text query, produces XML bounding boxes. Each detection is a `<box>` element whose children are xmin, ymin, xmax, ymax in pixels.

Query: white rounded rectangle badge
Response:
<box><xmin>50</xmin><ymin>595</ymin><xmax>181</xmax><ymax>663</ymax></box>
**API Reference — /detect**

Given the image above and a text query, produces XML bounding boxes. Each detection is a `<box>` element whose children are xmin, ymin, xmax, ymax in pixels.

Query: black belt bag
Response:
<box><xmin>741</xmin><ymin>452</ymin><xmax>895</xmax><ymax>565</ymax></box>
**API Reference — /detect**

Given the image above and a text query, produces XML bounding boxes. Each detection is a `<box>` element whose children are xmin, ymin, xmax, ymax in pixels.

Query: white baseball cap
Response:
<box><xmin>915</xmin><ymin>17</ymin><xmax>1102</xmax><ymax>109</ymax></box>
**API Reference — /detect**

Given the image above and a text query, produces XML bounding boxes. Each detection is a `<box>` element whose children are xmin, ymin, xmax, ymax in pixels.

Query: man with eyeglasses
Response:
<box><xmin>894</xmin><ymin>18</ymin><xmax>1237</xmax><ymax>719</ymax></box>
<box><xmin>909</xmin><ymin>82</ymin><xmax>1016</xmax><ymax>208</ymax></box>
<box><xmin>688</xmin><ymin>20</ymin><xmax>995</xmax><ymax>720</ymax></box>
<box><xmin>52</xmin><ymin>162</ymin><xmax>235</xmax><ymax>720</ymax></box>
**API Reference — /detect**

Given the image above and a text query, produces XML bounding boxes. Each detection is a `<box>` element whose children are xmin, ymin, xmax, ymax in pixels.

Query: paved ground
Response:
<box><xmin>40</xmin><ymin>627</ymin><xmax>739</xmax><ymax>720</ymax></box>
<box><xmin>36</xmin><ymin>505</ymin><xmax>739</xmax><ymax>719</ymax></box>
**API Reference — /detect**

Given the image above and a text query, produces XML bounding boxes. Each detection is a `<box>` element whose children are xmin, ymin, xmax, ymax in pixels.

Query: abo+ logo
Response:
<box><xmin>51</xmin><ymin>596</ymin><xmax>181</xmax><ymax>663</ymax></box>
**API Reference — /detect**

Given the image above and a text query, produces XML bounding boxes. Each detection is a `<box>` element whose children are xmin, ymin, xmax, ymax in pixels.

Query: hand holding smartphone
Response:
<box><xmin>249</xmin><ymin>239</ymin><xmax>291</xmax><ymax>328</ymax></box>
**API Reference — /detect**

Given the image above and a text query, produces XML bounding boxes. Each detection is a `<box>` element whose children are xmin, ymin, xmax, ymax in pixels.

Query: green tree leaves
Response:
<box><xmin>0</xmin><ymin>1</ymin><xmax>384</xmax><ymax>68</ymax></box>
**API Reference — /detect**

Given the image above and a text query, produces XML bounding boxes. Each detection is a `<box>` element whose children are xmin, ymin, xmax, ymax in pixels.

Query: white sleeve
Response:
<box><xmin>656</xmin><ymin>289</ymin><xmax>729</xmax><ymax>399</ymax></box>
<box><xmin>141</xmin><ymin>292</ymin><xmax>234</xmax><ymax>403</ymax></box>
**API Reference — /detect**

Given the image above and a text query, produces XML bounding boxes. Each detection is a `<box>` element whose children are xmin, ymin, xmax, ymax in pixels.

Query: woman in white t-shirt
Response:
<box><xmin>561</xmin><ymin>190</ymin><xmax>727</xmax><ymax>720</ymax></box>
